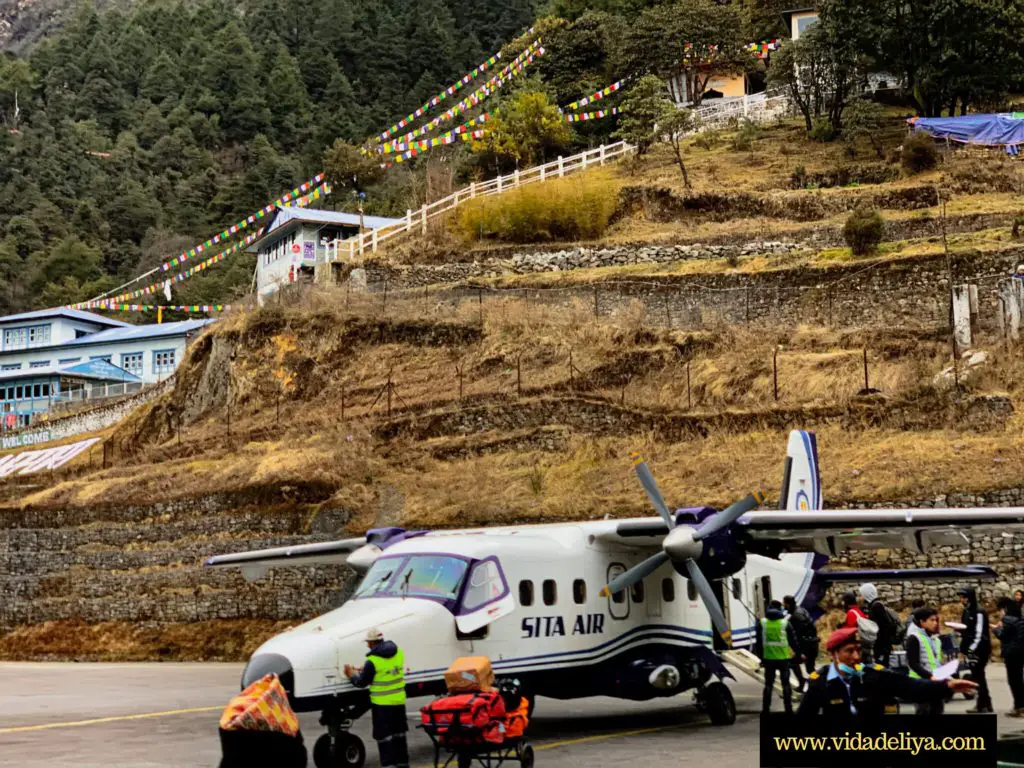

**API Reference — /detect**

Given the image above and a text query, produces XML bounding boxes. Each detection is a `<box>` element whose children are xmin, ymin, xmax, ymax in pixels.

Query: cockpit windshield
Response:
<box><xmin>353</xmin><ymin>555</ymin><xmax>469</xmax><ymax>602</ymax></box>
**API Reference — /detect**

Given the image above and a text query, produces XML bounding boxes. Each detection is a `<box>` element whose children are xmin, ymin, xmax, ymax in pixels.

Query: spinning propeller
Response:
<box><xmin>600</xmin><ymin>452</ymin><xmax>765</xmax><ymax>647</ymax></box>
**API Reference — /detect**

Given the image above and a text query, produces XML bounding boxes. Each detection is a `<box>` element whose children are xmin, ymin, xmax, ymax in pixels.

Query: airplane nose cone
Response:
<box><xmin>241</xmin><ymin>653</ymin><xmax>294</xmax><ymax>695</ymax></box>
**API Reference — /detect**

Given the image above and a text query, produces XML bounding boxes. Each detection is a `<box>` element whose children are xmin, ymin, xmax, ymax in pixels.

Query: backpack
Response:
<box><xmin>856</xmin><ymin>615</ymin><xmax>879</xmax><ymax>644</ymax></box>
<box><xmin>885</xmin><ymin>605</ymin><xmax>906</xmax><ymax>644</ymax></box>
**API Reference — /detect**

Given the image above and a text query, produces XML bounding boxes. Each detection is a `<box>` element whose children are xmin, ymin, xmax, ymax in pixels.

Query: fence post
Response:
<box><xmin>470</xmin><ymin>182</ymin><xmax>477</xmax><ymax>199</ymax></box>
<box><xmin>581</xmin><ymin>153</ymin><xmax>588</xmax><ymax>170</ymax></box>
<box><xmin>420</xmin><ymin>205</ymin><xmax>427</xmax><ymax>235</ymax></box>
<box><xmin>557</xmin><ymin>156</ymin><xmax>564</xmax><ymax>177</ymax></box>
<box><xmin>863</xmin><ymin>348</ymin><xmax>869</xmax><ymax>392</ymax></box>
<box><xmin>599</xmin><ymin>145</ymin><xmax>606</xmax><ymax>165</ymax></box>
<box><xmin>371</xmin><ymin>229</ymin><xmax>379</xmax><ymax>253</ymax></box>
<box><xmin>773</xmin><ymin>347</ymin><xmax>779</xmax><ymax>401</ymax></box>
<box><xmin>540</xmin><ymin>165</ymin><xmax>546</xmax><ymax>182</ymax></box>
<box><xmin>359</xmin><ymin>229</ymin><xmax>365</xmax><ymax>257</ymax></box>
<box><xmin>497</xmin><ymin>174</ymin><xmax>503</xmax><ymax>194</ymax></box>
<box><xmin>406</xmin><ymin>208</ymin><xmax>413</xmax><ymax>232</ymax></box>
<box><xmin>516</xmin><ymin>354</ymin><xmax>522</xmax><ymax>398</ymax></box>
<box><xmin>593</xmin><ymin>286</ymin><xmax>599</xmax><ymax>318</ymax></box>
<box><xmin>686</xmin><ymin>360</ymin><xmax>691</xmax><ymax>410</ymax></box>
<box><xmin>349</xmin><ymin>239</ymin><xmax>355</xmax><ymax>260</ymax></box>
<box><xmin>514</xmin><ymin>169</ymin><xmax>520</xmax><ymax>188</ymax></box>
<box><xmin>477</xmin><ymin>288</ymin><xmax>484</xmax><ymax>325</ymax></box>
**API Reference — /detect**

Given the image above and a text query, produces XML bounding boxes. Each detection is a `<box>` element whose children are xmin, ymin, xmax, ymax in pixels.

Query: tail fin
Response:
<box><xmin>779</xmin><ymin>430</ymin><xmax>821</xmax><ymax>511</ymax></box>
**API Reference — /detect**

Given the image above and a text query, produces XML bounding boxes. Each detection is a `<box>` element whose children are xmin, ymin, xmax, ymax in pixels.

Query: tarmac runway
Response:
<box><xmin>0</xmin><ymin>661</ymin><xmax>1019</xmax><ymax>767</ymax></box>
<box><xmin>0</xmin><ymin>661</ymin><xmax>767</xmax><ymax>767</ymax></box>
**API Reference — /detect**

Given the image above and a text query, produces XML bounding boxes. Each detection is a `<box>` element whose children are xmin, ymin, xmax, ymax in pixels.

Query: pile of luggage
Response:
<box><xmin>420</xmin><ymin>656</ymin><xmax>530</xmax><ymax>747</ymax></box>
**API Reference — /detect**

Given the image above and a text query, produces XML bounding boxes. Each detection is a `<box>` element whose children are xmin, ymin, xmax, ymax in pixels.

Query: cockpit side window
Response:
<box><xmin>459</xmin><ymin>557</ymin><xmax>510</xmax><ymax>614</ymax></box>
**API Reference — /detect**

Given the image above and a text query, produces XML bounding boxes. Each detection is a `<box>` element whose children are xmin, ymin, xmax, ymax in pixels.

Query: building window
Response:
<box><xmin>662</xmin><ymin>578</ymin><xmax>676</xmax><ymax>603</ymax></box>
<box><xmin>75</xmin><ymin>329</ymin><xmax>90</xmax><ymax>339</ymax></box>
<box><xmin>732</xmin><ymin>578</ymin><xmax>742</xmax><ymax>599</ymax></box>
<box><xmin>153</xmin><ymin>349</ymin><xmax>176</xmax><ymax>374</ymax></box>
<box><xmin>3</xmin><ymin>327</ymin><xmax>25</xmax><ymax>348</ymax></box>
<box><xmin>122</xmin><ymin>352</ymin><xmax>144</xmax><ymax>376</ymax></box>
<box><xmin>41</xmin><ymin>383</ymin><xmax>50</xmax><ymax>397</ymax></box>
<box><xmin>15</xmin><ymin>385</ymin><xmax>23</xmax><ymax>399</ymax></box>
<box><xmin>795</xmin><ymin>14</ymin><xmax>818</xmax><ymax>36</ymax></box>
<box><xmin>30</xmin><ymin>360</ymin><xmax>50</xmax><ymax>369</ymax></box>
<box><xmin>573</xmin><ymin>579</ymin><xmax>587</xmax><ymax>605</ymax></box>
<box><xmin>32</xmin><ymin>384</ymin><xmax>41</xmax><ymax>398</ymax></box>
<box><xmin>519</xmin><ymin>580</ymin><xmax>534</xmax><ymax>607</ymax></box>
<box><xmin>59</xmin><ymin>357</ymin><xmax>81</xmax><ymax>365</ymax></box>
<box><xmin>1</xmin><ymin>363</ymin><xmax>21</xmax><ymax>371</ymax></box>
<box><xmin>0</xmin><ymin>387</ymin><xmax>6</xmax><ymax>400</ymax></box>
<box><xmin>630</xmin><ymin>581</ymin><xmax>645</xmax><ymax>604</ymax></box>
<box><xmin>542</xmin><ymin>579</ymin><xmax>557</xmax><ymax>606</ymax></box>
<box><xmin>28</xmin><ymin>325</ymin><xmax>50</xmax><ymax>346</ymax></box>
<box><xmin>687</xmin><ymin>580</ymin><xmax>698</xmax><ymax>601</ymax></box>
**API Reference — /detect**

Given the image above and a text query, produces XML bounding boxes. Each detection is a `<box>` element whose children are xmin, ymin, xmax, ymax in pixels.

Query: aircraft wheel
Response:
<box><xmin>313</xmin><ymin>732</ymin><xmax>366</xmax><ymax>768</ymax></box>
<box><xmin>519</xmin><ymin>743</ymin><xmax>535</xmax><ymax>768</ymax></box>
<box><xmin>703</xmin><ymin>682</ymin><xmax>736</xmax><ymax>726</ymax></box>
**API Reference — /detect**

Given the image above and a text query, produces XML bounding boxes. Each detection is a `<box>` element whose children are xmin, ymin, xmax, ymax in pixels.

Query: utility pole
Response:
<box><xmin>940</xmin><ymin>189</ymin><xmax>959</xmax><ymax>389</ymax></box>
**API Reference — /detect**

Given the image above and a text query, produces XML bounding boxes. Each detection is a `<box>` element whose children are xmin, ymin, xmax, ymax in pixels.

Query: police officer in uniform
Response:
<box><xmin>345</xmin><ymin>628</ymin><xmax>409</xmax><ymax>768</ymax></box>
<box><xmin>756</xmin><ymin>600</ymin><xmax>802</xmax><ymax>714</ymax></box>
<box><xmin>798</xmin><ymin>627</ymin><xmax>976</xmax><ymax>719</ymax></box>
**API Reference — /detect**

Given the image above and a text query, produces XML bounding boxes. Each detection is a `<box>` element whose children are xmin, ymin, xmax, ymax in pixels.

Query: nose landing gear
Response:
<box><xmin>314</xmin><ymin>706</ymin><xmax>368</xmax><ymax>768</ymax></box>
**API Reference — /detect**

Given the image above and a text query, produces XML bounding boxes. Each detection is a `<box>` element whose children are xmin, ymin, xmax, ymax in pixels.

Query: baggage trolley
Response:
<box><xmin>420</xmin><ymin>706</ymin><xmax>535</xmax><ymax>768</ymax></box>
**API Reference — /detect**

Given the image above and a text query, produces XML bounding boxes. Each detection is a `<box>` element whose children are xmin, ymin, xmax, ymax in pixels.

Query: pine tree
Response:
<box><xmin>141</xmin><ymin>52</ymin><xmax>185</xmax><ymax>107</ymax></box>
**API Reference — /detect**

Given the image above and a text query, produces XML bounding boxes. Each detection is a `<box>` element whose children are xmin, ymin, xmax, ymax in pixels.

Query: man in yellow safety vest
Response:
<box><xmin>905</xmin><ymin>606</ymin><xmax>945</xmax><ymax>715</ymax></box>
<box><xmin>345</xmin><ymin>628</ymin><xmax>409</xmax><ymax>768</ymax></box>
<box><xmin>755</xmin><ymin>600</ymin><xmax>802</xmax><ymax>714</ymax></box>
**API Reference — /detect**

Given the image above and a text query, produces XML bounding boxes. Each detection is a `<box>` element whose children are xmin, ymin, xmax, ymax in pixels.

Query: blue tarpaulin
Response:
<box><xmin>909</xmin><ymin>113</ymin><xmax>1024</xmax><ymax>155</ymax></box>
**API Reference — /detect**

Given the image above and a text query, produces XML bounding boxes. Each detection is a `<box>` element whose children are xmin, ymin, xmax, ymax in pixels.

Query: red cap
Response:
<box><xmin>826</xmin><ymin>627</ymin><xmax>859</xmax><ymax>652</ymax></box>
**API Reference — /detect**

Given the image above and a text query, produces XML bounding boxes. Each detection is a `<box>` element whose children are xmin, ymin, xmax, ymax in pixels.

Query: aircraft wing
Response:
<box><xmin>204</xmin><ymin>537</ymin><xmax>368</xmax><ymax>581</ymax></box>
<box><xmin>736</xmin><ymin>508</ymin><xmax>1024</xmax><ymax>555</ymax></box>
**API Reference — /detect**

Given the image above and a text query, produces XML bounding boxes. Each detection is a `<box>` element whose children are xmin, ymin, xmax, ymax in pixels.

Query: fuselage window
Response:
<box><xmin>519</xmin><ymin>580</ymin><xmax>534</xmax><ymax>607</ymax></box>
<box><xmin>686</xmin><ymin>580</ymin><xmax>698</xmax><ymax>602</ymax></box>
<box><xmin>662</xmin><ymin>578</ymin><xmax>675</xmax><ymax>602</ymax></box>
<box><xmin>732</xmin><ymin>578</ymin><xmax>742</xmax><ymax>600</ymax></box>
<box><xmin>630</xmin><ymin>581</ymin><xmax>645</xmax><ymax>604</ymax></box>
<box><xmin>543</xmin><ymin>579</ymin><xmax>557</xmax><ymax>606</ymax></box>
<box><xmin>573</xmin><ymin>579</ymin><xmax>586</xmax><ymax>604</ymax></box>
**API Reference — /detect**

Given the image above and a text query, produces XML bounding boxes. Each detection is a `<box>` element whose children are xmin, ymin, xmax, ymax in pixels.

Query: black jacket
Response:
<box><xmin>788</xmin><ymin>605</ymin><xmax>819</xmax><ymax>645</ymax></box>
<box><xmin>997</xmin><ymin>615</ymin><xmax>1024</xmax><ymax>658</ymax></box>
<box><xmin>959</xmin><ymin>588</ymin><xmax>992</xmax><ymax>659</ymax></box>
<box><xmin>867</xmin><ymin>599</ymin><xmax>895</xmax><ymax>655</ymax></box>
<box><xmin>798</xmin><ymin>663</ymin><xmax>952</xmax><ymax>720</ymax></box>
<box><xmin>754</xmin><ymin>608</ymin><xmax>802</xmax><ymax>661</ymax></box>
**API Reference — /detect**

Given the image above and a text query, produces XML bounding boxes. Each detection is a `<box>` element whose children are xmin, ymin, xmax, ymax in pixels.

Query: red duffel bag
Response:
<box><xmin>420</xmin><ymin>691</ymin><xmax>506</xmax><ymax>733</ymax></box>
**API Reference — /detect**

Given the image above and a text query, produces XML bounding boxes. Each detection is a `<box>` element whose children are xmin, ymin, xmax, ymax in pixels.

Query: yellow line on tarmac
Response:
<box><xmin>0</xmin><ymin>706</ymin><xmax>223</xmax><ymax>735</ymax></box>
<box><xmin>535</xmin><ymin>720</ymin><xmax>705</xmax><ymax>752</ymax></box>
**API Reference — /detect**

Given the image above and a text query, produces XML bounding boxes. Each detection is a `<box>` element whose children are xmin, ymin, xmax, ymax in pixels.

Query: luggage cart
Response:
<box><xmin>420</xmin><ymin>706</ymin><xmax>535</xmax><ymax>768</ymax></box>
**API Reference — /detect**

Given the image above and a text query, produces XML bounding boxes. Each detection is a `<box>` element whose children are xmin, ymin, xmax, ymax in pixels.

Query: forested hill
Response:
<box><xmin>0</xmin><ymin>0</ymin><xmax>537</xmax><ymax>315</ymax></box>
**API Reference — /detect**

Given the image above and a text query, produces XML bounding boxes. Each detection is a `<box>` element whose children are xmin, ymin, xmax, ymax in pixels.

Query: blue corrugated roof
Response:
<box><xmin>0</xmin><ymin>308</ymin><xmax>130</xmax><ymax>327</ymax></box>
<box><xmin>62</xmin><ymin>318</ymin><xmax>215</xmax><ymax>347</ymax></box>
<box><xmin>0</xmin><ymin>357</ymin><xmax>142</xmax><ymax>383</ymax></box>
<box><xmin>265</xmin><ymin>206</ymin><xmax>402</xmax><ymax>235</ymax></box>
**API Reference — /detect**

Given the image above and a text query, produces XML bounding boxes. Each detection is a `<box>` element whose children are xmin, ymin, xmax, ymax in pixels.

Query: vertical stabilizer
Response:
<box><xmin>780</xmin><ymin>430</ymin><xmax>821</xmax><ymax>511</ymax></box>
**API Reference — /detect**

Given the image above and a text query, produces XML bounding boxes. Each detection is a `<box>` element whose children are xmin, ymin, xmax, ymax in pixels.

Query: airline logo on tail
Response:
<box><xmin>781</xmin><ymin>430</ymin><xmax>821</xmax><ymax>512</ymax></box>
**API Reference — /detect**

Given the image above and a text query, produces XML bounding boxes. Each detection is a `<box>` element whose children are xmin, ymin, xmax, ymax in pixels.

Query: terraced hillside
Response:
<box><xmin>4</xmin><ymin>113</ymin><xmax>1024</xmax><ymax>659</ymax></box>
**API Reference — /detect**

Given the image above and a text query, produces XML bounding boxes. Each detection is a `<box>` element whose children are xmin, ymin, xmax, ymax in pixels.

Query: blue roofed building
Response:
<box><xmin>0</xmin><ymin>308</ymin><xmax>213</xmax><ymax>430</ymax></box>
<box><xmin>248</xmin><ymin>205</ymin><xmax>402</xmax><ymax>304</ymax></box>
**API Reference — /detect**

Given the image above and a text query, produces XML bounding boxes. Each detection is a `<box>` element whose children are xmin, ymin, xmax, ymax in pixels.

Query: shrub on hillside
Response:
<box><xmin>730</xmin><ymin>120</ymin><xmax>759</xmax><ymax>151</ymax></box>
<box><xmin>843</xmin><ymin>207</ymin><xmax>885</xmax><ymax>255</ymax></box>
<box><xmin>901</xmin><ymin>133</ymin><xmax>939</xmax><ymax>174</ymax></box>
<box><xmin>457</xmin><ymin>170</ymin><xmax>619</xmax><ymax>244</ymax></box>
<box><xmin>1013</xmin><ymin>215</ymin><xmax>1024</xmax><ymax>240</ymax></box>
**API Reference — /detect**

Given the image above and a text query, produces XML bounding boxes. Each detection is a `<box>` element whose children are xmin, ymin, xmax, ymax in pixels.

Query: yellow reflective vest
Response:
<box><xmin>367</xmin><ymin>647</ymin><xmax>406</xmax><ymax>706</ymax></box>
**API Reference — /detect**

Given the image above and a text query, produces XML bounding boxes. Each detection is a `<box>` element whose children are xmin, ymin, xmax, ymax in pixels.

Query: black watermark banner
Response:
<box><xmin>760</xmin><ymin>714</ymin><xmax>997</xmax><ymax>767</ymax></box>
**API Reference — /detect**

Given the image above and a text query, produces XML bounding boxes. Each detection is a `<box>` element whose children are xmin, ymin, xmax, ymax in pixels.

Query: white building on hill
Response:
<box><xmin>0</xmin><ymin>308</ymin><xmax>212</xmax><ymax>429</ymax></box>
<box><xmin>249</xmin><ymin>206</ymin><xmax>401</xmax><ymax>304</ymax></box>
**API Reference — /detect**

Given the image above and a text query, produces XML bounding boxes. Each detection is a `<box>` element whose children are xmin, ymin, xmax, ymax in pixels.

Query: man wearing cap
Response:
<box><xmin>756</xmin><ymin>599</ymin><xmax>802</xmax><ymax>713</ymax></box>
<box><xmin>798</xmin><ymin>627</ymin><xmax>976</xmax><ymax>719</ymax></box>
<box><xmin>344</xmin><ymin>628</ymin><xmax>408</xmax><ymax>768</ymax></box>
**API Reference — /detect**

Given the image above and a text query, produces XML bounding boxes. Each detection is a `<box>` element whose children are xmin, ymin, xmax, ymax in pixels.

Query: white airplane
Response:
<box><xmin>206</xmin><ymin>430</ymin><xmax>1014</xmax><ymax>768</ymax></box>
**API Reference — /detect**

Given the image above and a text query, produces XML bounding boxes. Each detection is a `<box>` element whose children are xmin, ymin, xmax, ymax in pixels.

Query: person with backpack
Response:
<box><xmin>995</xmin><ymin>596</ymin><xmax>1024</xmax><ymax>717</ymax></box>
<box><xmin>860</xmin><ymin>583</ymin><xmax>901</xmax><ymax>668</ymax></box>
<box><xmin>756</xmin><ymin>600</ymin><xmax>802</xmax><ymax>714</ymax></box>
<box><xmin>958</xmin><ymin>586</ymin><xmax>994</xmax><ymax>713</ymax></box>
<box><xmin>841</xmin><ymin>591</ymin><xmax>876</xmax><ymax>664</ymax></box>
<box><xmin>783</xmin><ymin>595</ymin><xmax>819</xmax><ymax>693</ymax></box>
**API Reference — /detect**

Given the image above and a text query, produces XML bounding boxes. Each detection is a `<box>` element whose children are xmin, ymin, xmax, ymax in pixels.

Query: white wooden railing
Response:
<box><xmin>326</xmin><ymin>141</ymin><xmax>636</xmax><ymax>261</ymax></box>
<box><xmin>325</xmin><ymin>94</ymin><xmax>795</xmax><ymax>261</ymax></box>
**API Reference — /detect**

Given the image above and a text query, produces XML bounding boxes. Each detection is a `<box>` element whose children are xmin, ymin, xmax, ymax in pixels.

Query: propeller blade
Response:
<box><xmin>600</xmin><ymin>551</ymin><xmax>671</xmax><ymax>597</ymax></box>
<box><xmin>684</xmin><ymin>558</ymin><xmax>732</xmax><ymax>648</ymax></box>
<box><xmin>693</xmin><ymin>490</ymin><xmax>765</xmax><ymax>541</ymax></box>
<box><xmin>631</xmin><ymin>452</ymin><xmax>674</xmax><ymax>529</ymax></box>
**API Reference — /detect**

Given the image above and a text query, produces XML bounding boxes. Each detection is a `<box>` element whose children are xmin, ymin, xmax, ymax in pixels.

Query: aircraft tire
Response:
<box><xmin>703</xmin><ymin>682</ymin><xmax>736</xmax><ymax>726</ymax></box>
<box><xmin>313</xmin><ymin>732</ymin><xmax>366</xmax><ymax>768</ymax></box>
<box><xmin>519</xmin><ymin>743</ymin><xmax>535</xmax><ymax>768</ymax></box>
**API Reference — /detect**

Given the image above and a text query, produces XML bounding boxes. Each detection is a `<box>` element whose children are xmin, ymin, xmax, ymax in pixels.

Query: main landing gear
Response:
<box><xmin>314</xmin><ymin>706</ymin><xmax>368</xmax><ymax>768</ymax></box>
<box><xmin>694</xmin><ymin>680</ymin><xmax>736</xmax><ymax>726</ymax></box>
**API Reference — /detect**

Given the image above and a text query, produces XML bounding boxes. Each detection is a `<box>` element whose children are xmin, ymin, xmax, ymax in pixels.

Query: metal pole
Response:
<box><xmin>569</xmin><ymin>351</ymin><xmax>574</xmax><ymax>390</ymax></box>
<box><xmin>863</xmin><ymin>348</ymin><xmax>869</xmax><ymax>391</ymax></box>
<box><xmin>517</xmin><ymin>355</ymin><xmax>522</xmax><ymax>398</ymax></box>
<box><xmin>593</xmin><ymin>287</ymin><xmax>599</xmax><ymax>318</ymax></box>
<box><xmin>386</xmin><ymin>374</ymin><xmax>392</xmax><ymax>417</ymax></box>
<box><xmin>478</xmin><ymin>289</ymin><xmax>483</xmax><ymax>325</ymax></box>
<box><xmin>686</xmin><ymin>360</ymin><xmax>691</xmax><ymax>410</ymax></box>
